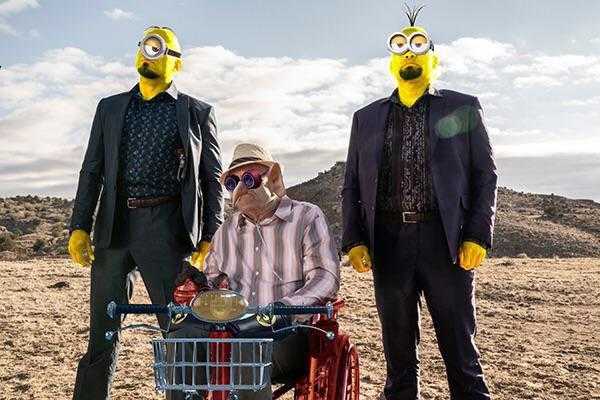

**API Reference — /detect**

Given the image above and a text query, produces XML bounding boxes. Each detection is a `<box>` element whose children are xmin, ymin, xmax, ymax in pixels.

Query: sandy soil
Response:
<box><xmin>1</xmin><ymin>258</ymin><xmax>599</xmax><ymax>400</ymax></box>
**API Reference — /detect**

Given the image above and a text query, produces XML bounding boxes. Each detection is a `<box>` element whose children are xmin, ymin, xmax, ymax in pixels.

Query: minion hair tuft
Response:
<box><xmin>404</xmin><ymin>3</ymin><xmax>426</xmax><ymax>26</ymax></box>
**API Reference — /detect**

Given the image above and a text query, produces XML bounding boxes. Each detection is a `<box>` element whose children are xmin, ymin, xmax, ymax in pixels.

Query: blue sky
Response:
<box><xmin>1</xmin><ymin>0</ymin><xmax>600</xmax><ymax>201</ymax></box>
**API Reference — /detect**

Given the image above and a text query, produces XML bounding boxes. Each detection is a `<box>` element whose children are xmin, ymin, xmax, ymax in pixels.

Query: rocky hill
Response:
<box><xmin>1</xmin><ymin>163</ymin><xmax>599</xmax><ymax>259</ymax></box>
<box><xmin>287</xmin><ymin>162</ymin><xmax>600</xmax><ymax>258</ymax></box>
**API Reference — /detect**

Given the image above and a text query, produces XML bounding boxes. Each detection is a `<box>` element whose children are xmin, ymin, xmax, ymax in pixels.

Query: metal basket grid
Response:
<box><xmin>152</xmin><ymin>337</ymin><xmax>274</xmax><ymax>394</ymax></box>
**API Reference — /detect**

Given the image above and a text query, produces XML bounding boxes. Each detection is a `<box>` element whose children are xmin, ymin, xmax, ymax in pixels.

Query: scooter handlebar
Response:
<box><xmin>271</xmin><ymin>302</ymin><xmax>334</xmax><ymax>319</ymax></box>
<box><xmin>106</xmin><ymin>302</ymin><xmax>178</xmax><ymax>319</ymax></box>
<box><xmin>106</xmin><ymin>301</ymin><xmax>333</xmax><ymax>320</ymax></box>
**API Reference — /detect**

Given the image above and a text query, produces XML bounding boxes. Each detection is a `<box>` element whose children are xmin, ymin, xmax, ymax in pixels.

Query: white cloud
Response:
<box><xmin>489</xmin><ymin>128</ymin><xmax>542</xmax><ymax>137</ymax></box>
<box><xmin>0</xmin><ymin>19</ymin><xmax>16</xmax><ymax>35</ymax></box>
<box><xmin>103</xmin><ymin>8</ymin><xmax>135</xmax><ymax>21</ymax></box>
<box><xmin>562</xmin><ymin>96</ymin><xmax>600</xmax><ymax>107</ymax></box>
<box><xmin>0</xmin><ymin>0</ymin><xmax>39</xmax><ymax>16</ymax></box>
<box><xmin>1</xmin><ymin>38</ymin><xmax>600</xmax><ymax>198</ymax></box>
<box><xmin>0</xmin><ymin>0</ymin><xmax>39</xmax><ymax>36</ymax></box>
<box><xmin>513</xmin><ymin>75</ymin><xmax>561</xmax><ymax>88</ymax></box>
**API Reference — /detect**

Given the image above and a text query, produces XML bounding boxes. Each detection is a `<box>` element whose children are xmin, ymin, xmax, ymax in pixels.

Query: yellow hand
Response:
<box><xmin>348</xmin><ymin>245</ymin><xmax>372</xmax><ymax>273</ymax></box>
<box><xmin>190</xmin><ymin>240</ymin><xmax>211</xmax><ymax>270</ymax></box>
<box><xmin>68</xmin><ymin>229</ymin><xmax>95</xmax><ymax>267</ymax></box>
<box><xmin>458</xmin><ymin>241</ymin><xmax>487</xmax><ymax>271</ymax></box>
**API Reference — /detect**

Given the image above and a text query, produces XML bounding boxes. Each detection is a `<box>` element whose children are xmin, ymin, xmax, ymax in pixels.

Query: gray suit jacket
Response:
<box><xmin>341</xmin><ymin>88</ymin><xmax>498</xmax><ymax>262</ymax></box>
<box><xmin>70</xmin><ymin>84</ymin><xmax>224</xmax><ymax>249</ymax></box>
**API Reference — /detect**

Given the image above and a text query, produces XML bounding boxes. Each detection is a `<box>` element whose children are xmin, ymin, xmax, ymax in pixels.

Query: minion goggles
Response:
<box><xmin>387</xmin><ymin>31</ymin><xmax>434</xmax><ymax>55</ymax></box>
<box><xmin>138</xmin><ymin>30</ymin><xmax>181</xmax><ymax>60</ymax></box>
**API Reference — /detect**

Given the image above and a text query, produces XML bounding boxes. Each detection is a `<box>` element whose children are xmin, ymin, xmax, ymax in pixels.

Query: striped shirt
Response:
<box><xmin>204</xmin><ymin>196</ymin><xmax>340</xmax><ymax>307</ymax></box>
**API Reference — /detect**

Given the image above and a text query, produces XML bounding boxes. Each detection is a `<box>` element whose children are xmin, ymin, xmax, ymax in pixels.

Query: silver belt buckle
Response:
<box><xmin>127</xmin><ymin>198</ymin><xmax>136</xmax><ymax>209</ymax></box>
<box><xmin>402</xmin><ymin>211</ymin><xmax>418</xmax><ymax>223</ymax></box>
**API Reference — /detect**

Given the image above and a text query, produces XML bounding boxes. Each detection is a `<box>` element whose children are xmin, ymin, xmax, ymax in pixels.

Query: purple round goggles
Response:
<box><xmin>224</xmin><ymin>170</ymin><xmax>264</xmax><ymax>192</ymax></box>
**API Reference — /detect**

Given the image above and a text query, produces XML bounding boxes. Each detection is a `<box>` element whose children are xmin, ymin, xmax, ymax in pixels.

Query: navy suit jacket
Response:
<box><xmin>341</xmin><ymin>88</ymin><xmax>498</xmax><ymax>262</ymax></box>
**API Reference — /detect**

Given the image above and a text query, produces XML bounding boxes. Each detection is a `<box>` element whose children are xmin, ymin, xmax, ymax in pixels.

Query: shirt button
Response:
<box><xmin>255</xmin><ymin>271</ymin><xmax>259</xmax><ymax>276</ymax></box>
<box><xmin>251</xmin><ymin>291</ymin><xmax>256</xmax><ymax>296</ymax></box>
<box><xmin>255</xmin><ymin>246</ymin><xmax>259</xmax><ymax>251</ymax></box>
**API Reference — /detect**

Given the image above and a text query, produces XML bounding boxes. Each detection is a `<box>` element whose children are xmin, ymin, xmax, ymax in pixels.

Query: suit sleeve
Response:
<box><xmin>70</xmin><ymin>99</ymin><xmax>105</xmax><ymax>233</ymax></box>
<box><xmin>341</xmin><ymin>112</ymin><xmax>365</xmax><ymax>252</ymax></box>
<box><xmin>199</xmin><ymin>106</ymin><xmax>224</xmax><ymax>242</ymax></box>
<box><xmin>463</xmin><ymin>97</ymin><xmax>498</xmax><ymax>249</ymax></box>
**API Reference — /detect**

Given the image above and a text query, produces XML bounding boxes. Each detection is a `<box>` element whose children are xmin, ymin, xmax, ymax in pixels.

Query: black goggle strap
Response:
<box><xmin>136</xmin><ymin>41</ymin><xmax>182</xmax><ymax>59</ymax></box>
<box><xmin>166</xmin><ymin>48</ymin><xmax>182</xmax><ymax>58</ymax></box>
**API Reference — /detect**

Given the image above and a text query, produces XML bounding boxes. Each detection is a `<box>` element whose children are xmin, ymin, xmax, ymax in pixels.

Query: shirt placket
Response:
<box><xmin>250</xmin><ymin>224</ymin><xmax>262</xmax><ymax>306</ymax></box>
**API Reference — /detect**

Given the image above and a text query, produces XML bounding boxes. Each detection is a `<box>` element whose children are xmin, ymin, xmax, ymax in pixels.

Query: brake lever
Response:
<box><xmin>105</xmin><ymin>323</ymin><xmax>167</xmax><ymax>341</ymax></box>
<box><xmin>271</xmin><ymin>324</ymin><xmax>335</xmax><ymax>340</ymax></box>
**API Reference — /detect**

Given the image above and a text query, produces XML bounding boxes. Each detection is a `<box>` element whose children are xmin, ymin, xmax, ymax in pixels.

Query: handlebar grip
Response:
<box><xmin>272</xmin><ymin>302</ymin><xmax>333</xmax><ymax>319</ymax></box>
<box><xmin>106</xmin><ymin>301</ymin><xmax>170</xmax><ymax>319</ymax></box>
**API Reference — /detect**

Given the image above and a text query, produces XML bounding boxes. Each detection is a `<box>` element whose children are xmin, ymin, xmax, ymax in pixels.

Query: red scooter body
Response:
<box><xmin>207</xmin><ymin>330</ymin><xmax>233</xmax><ymax>400</ymax></box>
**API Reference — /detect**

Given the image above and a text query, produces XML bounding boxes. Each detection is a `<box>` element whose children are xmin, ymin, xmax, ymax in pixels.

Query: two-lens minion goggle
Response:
<box><xmin>387</xmin><ymin>31</ymin><xmax>434</xmax><ymax>55</ymax></box>
<box><xmin>138</xmin><ymin>32</ymin><xmax>181</xmax><ymax>60</ymax></box>
<box><xmin>224</xmin><ymin>170</ymin><xmax>265</xmax><ymax>192</ymax></box>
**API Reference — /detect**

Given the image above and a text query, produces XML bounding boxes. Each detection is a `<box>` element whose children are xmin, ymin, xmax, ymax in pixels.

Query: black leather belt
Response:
<box><xmin>126</xmin><ymin>195</ymin><xmax>180</xmax><ymax>209</ymax></box>
<box><xmin>378</xmin><ymin>210</ymin><xmax>439</xmax><ymax>224</ymax></box>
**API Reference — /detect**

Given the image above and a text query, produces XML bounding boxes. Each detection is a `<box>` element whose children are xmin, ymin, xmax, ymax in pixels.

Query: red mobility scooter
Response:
<box><xmin>107</xmin><ymin>285</ymin><xmax>360</xmax><ymax>399</ymax></box>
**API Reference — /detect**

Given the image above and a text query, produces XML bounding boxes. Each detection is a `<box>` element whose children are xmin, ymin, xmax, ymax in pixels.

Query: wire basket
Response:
<box><xmin>152</xmin><ymin>337</ymin><xmax>274</xmax><ymax>395</ymax></box>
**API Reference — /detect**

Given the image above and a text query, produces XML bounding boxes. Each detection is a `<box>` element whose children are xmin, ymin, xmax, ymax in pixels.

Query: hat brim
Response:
<box><xmin>220</xmin><ymin>160</ymin><xmax>277</xmax><ymax>184</ymax></box>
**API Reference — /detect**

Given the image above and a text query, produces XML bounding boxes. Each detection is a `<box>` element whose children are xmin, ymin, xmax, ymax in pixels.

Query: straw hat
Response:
<box><xmin>220</xmin><ymin>143</ymin><xmax>278</xmax><ymax>184</ymax></box>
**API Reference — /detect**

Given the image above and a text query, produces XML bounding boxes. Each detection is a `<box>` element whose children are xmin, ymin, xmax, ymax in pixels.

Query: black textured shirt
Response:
<box><xmin>376</xmin><ymin>89</ymin><xmax>437</xmax><ymax>213</ymax></box>
<box><xmin>118</xmin><ymin>85</ymin><xmax>183</xmax><ymax>198</ymax></box>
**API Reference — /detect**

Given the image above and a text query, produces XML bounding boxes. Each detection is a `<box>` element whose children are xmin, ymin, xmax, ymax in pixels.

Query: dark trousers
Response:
<box><xmin>166</xmin><ymin>321</ymin><xmax>308</xmax><ymax>400</ymax></box>
<box><xmin>373</xmin><ymin>214</ymin><xmax>490</xmax><ymax>400</ymax></box>
<box><xmin>72</xmin><ymin>200</ymin><xmax>192</xmax><ymax>400</ymax></box>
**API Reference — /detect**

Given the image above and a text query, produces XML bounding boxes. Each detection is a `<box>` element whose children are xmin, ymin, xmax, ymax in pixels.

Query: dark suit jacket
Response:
<box><xmin>70</xmin><ymin>84</ymin><xmax>224</xmax><ymax>249</ymax></box>
<box><xmin>341</xmin><ymin>88</ymin><xmax>498</xmax><ymax>262</ymax></box>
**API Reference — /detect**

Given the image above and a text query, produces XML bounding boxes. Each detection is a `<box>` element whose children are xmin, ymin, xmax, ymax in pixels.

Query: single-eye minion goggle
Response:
<box><xmin>387</xmin><ymin>31</ymin><xmax>434</xmax><ymax>55</ymax></box>
<box><xmin>138</xmin><ymin>33</ymin><xmax>181</xmax><ymax>60</ymax></box>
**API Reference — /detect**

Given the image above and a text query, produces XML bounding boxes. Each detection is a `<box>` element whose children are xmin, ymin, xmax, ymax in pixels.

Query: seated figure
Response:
<box><xmin>166</xmin><ymin>143</ymin><xmax>341</xmax><ymax>400</ymax></box>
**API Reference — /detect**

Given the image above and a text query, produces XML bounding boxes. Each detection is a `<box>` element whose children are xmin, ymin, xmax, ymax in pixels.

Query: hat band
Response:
<box><xmin>228</xmin><ymin>156</ymin><xmax>264</xmax><ymax>170</ymax></box>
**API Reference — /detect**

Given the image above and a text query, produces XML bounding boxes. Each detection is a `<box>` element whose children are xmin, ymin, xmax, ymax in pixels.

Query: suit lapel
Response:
<box><xmin>176</xmin><ymin>94</ymin><xmax>190</xmax><ymax>157</ymax></box>
<box><xmin>373</xmin><ymin>100</ymin><xmax>390</xmax><ymax>171</ymax></box>
<box><xmin>108</xmin><ymin>89</ymin><xmax>134</xmax><ymax>169</ymax></box>
<box><xmin>428</xmin><ymin>95</ymin><xmax>442</xmax><ymax>158</ymax></box>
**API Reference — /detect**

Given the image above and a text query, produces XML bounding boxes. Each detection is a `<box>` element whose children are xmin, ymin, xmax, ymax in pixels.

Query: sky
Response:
<box><xmin>1</xmin><ymin>0</ymin><xmax>600</xmax><ymax>201</ymax></box>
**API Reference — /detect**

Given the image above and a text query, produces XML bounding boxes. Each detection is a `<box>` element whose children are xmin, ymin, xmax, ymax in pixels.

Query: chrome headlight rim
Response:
<box><xmin>190</xmin><ymin>289</ymin><xmax>249</xmax><ymax>323</ymax></box>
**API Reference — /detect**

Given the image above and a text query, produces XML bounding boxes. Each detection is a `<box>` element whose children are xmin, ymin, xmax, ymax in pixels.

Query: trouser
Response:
<box><xmin>72</xmin><ymin>199</ymin><xmax>192</xmax><ymax>400</ymax></box>
<box><xmin>373</xmin><ymin>213</ymin><xmax>490</xmax><ymax>400</ymax></box>
<box><xmin>166</xmin><ymin>321</ymin><xmax>309</xmax><ymax>400</ymax></box>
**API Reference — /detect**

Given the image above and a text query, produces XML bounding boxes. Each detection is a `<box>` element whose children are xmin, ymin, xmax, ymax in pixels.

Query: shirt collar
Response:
<box><xmin>234</xmin><ymin>195</ymin><xmax>293</xmax><ymax>230</ymax></box>
<box><xmin>164</xmin><ymin>82</ymin><xmax>179</xmax><ymax>99</ymax></box>
<box><xmin>130</xmin><ymin>82</ymin><xmax>179</xmax><ymax>99</ymax></box>
<box><xmin>388</xmin><ymin>86</ymin><xmax>442</xmax><ymax>104</ymax></box>
<box><xmin>273</xmin><ymin>195</ymin><xmax>293</xmax><ymax>222</ymax></box>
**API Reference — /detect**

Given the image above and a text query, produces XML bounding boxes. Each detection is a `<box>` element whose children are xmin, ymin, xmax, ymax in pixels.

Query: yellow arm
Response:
<box><xmin>67</xmin><ymin>229</ymin><xmax>95</xmax><ymax>267</ymax></box>
<box><xmin>458</xmin><ymin>240</ymin><xmax>487</xmax><ymax>270</ymax></box>
<box><xmin>348</xmin><ymin>245</ymin><xmax>372</xmax><ymax>273</ymax></box>
<box><xmin>190</xmin><ymin>240</ymin><xmax>211</xmax><ymax>270</ymax></box>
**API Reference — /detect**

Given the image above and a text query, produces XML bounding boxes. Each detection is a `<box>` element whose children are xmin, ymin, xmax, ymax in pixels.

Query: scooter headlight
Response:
<box><xmin>190</xmin><ymin>289</ymin><xmax>249</xmax><ymax>323</ymax></box>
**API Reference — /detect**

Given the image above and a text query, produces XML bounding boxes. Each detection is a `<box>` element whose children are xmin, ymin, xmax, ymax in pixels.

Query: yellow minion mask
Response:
<box><xmin>387</xmin><ymin>5</ymin><xmax>439</xmax><ymax>108</ymax></box>
<box><xmin>135</xmin><ymin>26</ymin><xmax>183</xmax><ymax>99</ymax></box>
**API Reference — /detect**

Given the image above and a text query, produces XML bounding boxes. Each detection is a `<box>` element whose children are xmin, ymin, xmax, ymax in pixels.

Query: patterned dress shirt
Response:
<box><xmin>376</xmin><ymin>89</ymin><xmax>437</xmax><ymax>214</ymax></box>
<box><xmin>203</xmin><ymin>196</ymin><xmax>340</xmax><ymax>307</ymax></box>
<box><xmin>118</xmin><ymin>84</ymin><xmax>183</xmax><ymax>198</ymax></box>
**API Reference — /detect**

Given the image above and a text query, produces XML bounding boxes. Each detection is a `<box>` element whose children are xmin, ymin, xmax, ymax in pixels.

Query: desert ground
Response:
<box><xmin>1</xmin><ymin>258</ymin><xmax>599</xmax><ymax>400</ymax></box>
